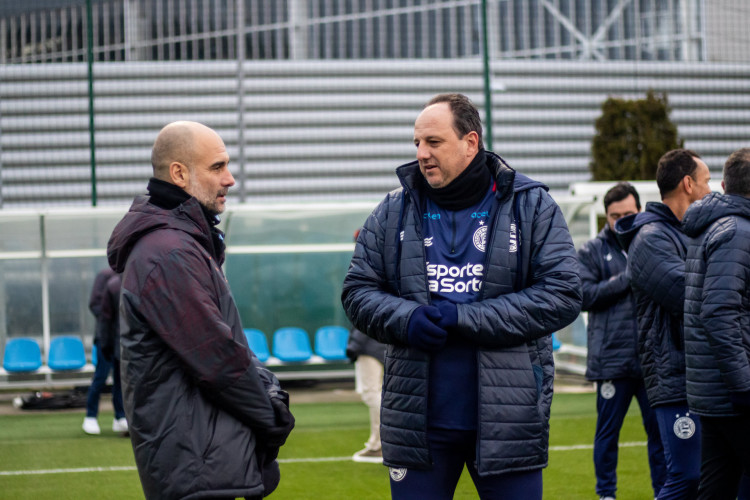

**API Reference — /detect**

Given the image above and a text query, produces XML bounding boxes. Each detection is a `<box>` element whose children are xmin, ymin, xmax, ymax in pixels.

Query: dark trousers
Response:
<box><xmin>696</xmin><ymin>415</ymin><xmax>750</xmax><ymax>500</ymax></box>
<box><xmin>389</xmin><ymin>428</ymin><xmax>543</xmax><ymax>500</ymax></box>
<box><xmin>654</xmin><ymin>404</ymin><xmax>701</xmax><ymax>500</ymax></box>
<box><xmin>594</xmin><ymin>378</ymin><xmax>666</xmax><ymax>498</ymax></box>
<box><xmin>85</xmin><ymin>344</ymin><xmax>125</xmax><ymax>419</ymax></box>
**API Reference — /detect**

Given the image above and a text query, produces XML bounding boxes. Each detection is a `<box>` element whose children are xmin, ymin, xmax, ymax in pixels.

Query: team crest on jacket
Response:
<box><xmin>600</xmin><ymin>381</ymin><xmax>615</xmax><ymax>399</ymax></box>
<box><xmin>389</xmin><ymin>467</ymin><xmax>407</xmax><ymax>482</ymax></box>
<box><xmin>473</xmin><ymin>224</ymin><xmax>487</xmax><ymax>252</ymax></box>
<box><xmin>673</xmin><ymin>413</ymin><xmax>696</xmax><ymax>439</ymax></box>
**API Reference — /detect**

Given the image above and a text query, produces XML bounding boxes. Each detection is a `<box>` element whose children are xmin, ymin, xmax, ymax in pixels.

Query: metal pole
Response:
<box><xmin>481</xmin><ymin>0</ymin><xmax>493</xmax><ymax>151</ymax></box>
<box><xmin>236</xmin><ymin>0</ymin><xmax>247</xmax><ymax>203</ymax></box>
<box><xmin>86</xmin><ymin>0</ymin><xmax>97</xmax><ymax>206</ymax></box>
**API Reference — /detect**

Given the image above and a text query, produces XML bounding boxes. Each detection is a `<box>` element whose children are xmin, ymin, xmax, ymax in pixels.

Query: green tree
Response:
<box><xmin>589</xmin><ymin>90</ymin><xmax>683</xmax><ymax>180</ymax></box>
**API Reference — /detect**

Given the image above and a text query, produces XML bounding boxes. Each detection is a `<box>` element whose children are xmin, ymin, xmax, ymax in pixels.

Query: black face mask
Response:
<box><xmin>422</xmin><ymin>150</ymin><xmax>491</xmax><ymax>211</ymax></box>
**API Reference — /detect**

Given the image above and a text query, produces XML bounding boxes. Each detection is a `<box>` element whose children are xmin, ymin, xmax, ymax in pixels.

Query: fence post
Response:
<box><xmin>235</xmin><ymin>0</ymin><xmax>247</xmax><ymax>203</ymax></box>
<box><xmin>481</xmin><ymin>0</ymin><xmax>493</xmax><ymax>151</ymax></box>
<box><xmin>86</xmin><ymin>0</ymin><xmax>97</xmax><ymax>206</ymax></box>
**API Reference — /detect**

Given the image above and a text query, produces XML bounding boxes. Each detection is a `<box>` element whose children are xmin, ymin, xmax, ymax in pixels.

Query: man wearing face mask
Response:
<box><xmin>342</xmin><ymin>94</ymin><xmax>582</xmax><ymax>499</ymax></box>
<box><xmin>107</xmin><ymin>121</ymin><xmax>294</xmax><ymax>500</ymax></box>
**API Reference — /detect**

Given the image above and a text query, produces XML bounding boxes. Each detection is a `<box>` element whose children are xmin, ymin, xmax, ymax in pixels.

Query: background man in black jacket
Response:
<box><xmin>683</xmin><ymin>148</ymin><xmax>750</xmax><ymax>500</ymax></box>
<box><xmin>615</xmin><ymin>149</ymin><xmax>712</xmax><ymax>500</ymax></box>
<box><xmin>578</xmin><ymin>182</ymin><xmax>665</xmax><ymax>500</ymax></box>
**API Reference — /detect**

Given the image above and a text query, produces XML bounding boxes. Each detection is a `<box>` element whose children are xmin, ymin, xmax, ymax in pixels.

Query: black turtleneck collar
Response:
<box><xmin>147</xmin><ymin>177</ymin><xmax>191</xmax><ymax>210</ymax></box>
<box><xmin>423</xmin><ymin>149</ymin><xmax>491</xmax><ymax>211</ymax></box>
<box><xmin>146</xmin><ymin>177</ymin><xmax>225</xmax><ymax>259</ymax></box>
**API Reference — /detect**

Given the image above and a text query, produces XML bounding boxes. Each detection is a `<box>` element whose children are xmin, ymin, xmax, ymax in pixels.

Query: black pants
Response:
<box><xmin>697</xmin><ymin>415</ymin><xmax>750</xmax><ymax>500</ymax></box>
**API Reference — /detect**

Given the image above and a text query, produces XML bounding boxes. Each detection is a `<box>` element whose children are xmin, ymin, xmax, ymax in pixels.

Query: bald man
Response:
<box><xmin>107</xmin><ymin>122</ymin><xmax>294</xmax><ymax>500</ymax></box>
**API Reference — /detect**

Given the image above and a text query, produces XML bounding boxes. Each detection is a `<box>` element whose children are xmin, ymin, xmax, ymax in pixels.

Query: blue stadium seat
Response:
<box><xmin>244</xmin><ymin>328</ymin><xmax>270</xmax><ymax>362</ymax></box>
<box><xmin>314</xmin><ymin>326</ymin><xmax>350</xmax><ymax>361</ymax></box>
<box><xmin>48</xmin><ymin>336</ymin><xmax>87</xmax><ymax>371</ymax></box>
<box><xmin>272</xmin><ymin>327</ymin><xmax>313</xmax><ymax>363</ymax></box>
<box><xmin>3</xmin><ymin>338</ymin><xmax>42</xmax><ymax>373</ymax></box>
<box><xmin>551</xmin><ymin>332</ymin><xmax>562</xmax><ymax>351</ymax></box>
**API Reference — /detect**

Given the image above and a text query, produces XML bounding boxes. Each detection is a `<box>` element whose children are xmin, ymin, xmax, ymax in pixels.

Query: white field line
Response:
<box><xmin>0</xmin><ymin>442</ymin><xmax>648</xmax><ymax>477</ymax></box>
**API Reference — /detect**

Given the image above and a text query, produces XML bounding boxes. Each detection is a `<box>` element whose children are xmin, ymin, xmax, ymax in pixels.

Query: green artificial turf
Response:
<box><xmin>0</xmin><ymin>391</ymin><xmax>656</xmax><ymax>499</ymax></box>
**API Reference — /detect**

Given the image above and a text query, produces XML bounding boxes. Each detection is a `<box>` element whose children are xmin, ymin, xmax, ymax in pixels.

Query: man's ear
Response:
<box><xmin>169</xmin><ymin>162</ymin><xmax>189</xmax><ymax>189</ymax></box>
<box><xmin>682</xmin><ymin>174</ymin><xmax>693</xmax><ymax>195</ymax></box>
<box><xmin>464</xmin><ymin>130</ymin><xmax>479</xmax><ymax>157</ymax></box>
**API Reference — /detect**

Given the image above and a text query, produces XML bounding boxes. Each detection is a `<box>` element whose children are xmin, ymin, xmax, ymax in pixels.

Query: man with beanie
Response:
<box><xmin>342</xmin><ymin>93</ymin><xmax>582</xmax><ymax>499</ymax></box>
<box><xmin>683</xmin><ymin>148</ymin><xmax>750</xmax><ymax>499</ymax></box>
<box><xmin>107</xmin><ymin>121</ymin><xmax>294</xmax><ymax>500</ymax></box>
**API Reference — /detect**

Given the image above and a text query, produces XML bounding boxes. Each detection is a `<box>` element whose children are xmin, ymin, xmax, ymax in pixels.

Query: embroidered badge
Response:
<box><xmin>389</xmin><ymin>467</ymin><xmax>408</xmax><ymax>482</ymax></box>
<box><xmin>600</xmin><ymin>381</ymin><xmax>616</xmax><ymax>400</ymax></box>
<box><xmin>673</xmin><ymin>413</ymin><xmax>696</xmax><ymax>439</ymax></box>
<box><xmin>473</xmin><ymin>225</ymin><xmax>488</xmax><ymax>252</ymax></box>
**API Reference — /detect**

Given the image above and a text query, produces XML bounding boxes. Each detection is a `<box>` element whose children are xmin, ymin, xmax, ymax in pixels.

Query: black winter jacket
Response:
<box><xmin>683</xmin><ymin>192</ymin><xmax>750</xmax><ymax>417</ymax></box>
<box><xmin>108</xmin><ymin>194</ymin><xmax>293</xmax><ymax>500</ymax></box>
<box><xmin>614</xmin><ymin>202</ymin><xmax>688</xmax><ymax>407</ymax></box>
<box><xmin>578</xmin><ymin>226</ymin><xmax>640</xmax><ymax>381</ymax></box>
<box><xmin>342</xmin><ymin>152</ymin><xmax>582</xmax><ymax>476</ymax></box>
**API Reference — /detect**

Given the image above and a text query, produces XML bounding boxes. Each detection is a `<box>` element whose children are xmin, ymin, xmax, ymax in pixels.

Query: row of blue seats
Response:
<box><xmin>2</xmin><ymin>326</ymin><xmax>352</xmax><ymax>373</ymax></box>
<box><xmin>2</xmin><ymin>336</ymin><xmax>91</xmax><ymax>373</ymax></box>
<box><xmin>246</xmin><ymin>326</ymin><xmax>350</xmax><ymax>364</ymax></box>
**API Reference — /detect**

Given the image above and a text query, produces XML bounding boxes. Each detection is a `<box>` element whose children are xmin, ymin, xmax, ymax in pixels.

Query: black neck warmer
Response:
<box><xmin>147</xmin><ymin>177</ymin><xmax>190</xmax><ymax>210</ymax></box>
<box><xmin>147</xmin><ymin>177</ymin><xmax>225</xmax><ymax>259</ymax></box>
<box><xmin>423</xmin><ymin>150</ymin><xmax>491</xmax><ymax>211</ymax></box>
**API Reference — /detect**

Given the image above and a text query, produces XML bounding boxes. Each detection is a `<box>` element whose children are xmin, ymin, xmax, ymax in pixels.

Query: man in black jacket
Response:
<box><xmin>683</xmin><ymin>148</ymin><xmax>750</xmax><ymax>500</ymax></box>
<box><xmin>578</xmin><ymin>182</ymin><xmax>665</xmax><ymax>500</ymax></box>
<box><xmin>108</xmin><ymin>121</ymin><xmax>294</xmax><ymax>500</ymax></box>
<box><xmin>342</xmin><ymin>93</ymin><xmax>581</xmax><ymax>499</ymax></box>
<box><xmin>615</xmin><ymin>149</ymin><xmax>711</xmax><ymax>500</ymax></box>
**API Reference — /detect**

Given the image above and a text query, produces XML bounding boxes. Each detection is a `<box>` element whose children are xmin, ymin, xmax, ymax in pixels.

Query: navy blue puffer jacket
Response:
<box><xmin>683</xmin><ymin>192</ymin><xmax>750</xmax><ymax>417</ymax></box>
<box><xmin>614</xmin><ymin>202</ymin><xmax>688</xmax><ymax>407</ymax></box>
<box><xmin>577</xmin><ymin>226</ymin><xmax>640</xmax><ymax>381</ymax></box>
<box><xmin>342</xmin><ymin>152</ymin><xmax>581</xmax><ymax>476</ymax></box>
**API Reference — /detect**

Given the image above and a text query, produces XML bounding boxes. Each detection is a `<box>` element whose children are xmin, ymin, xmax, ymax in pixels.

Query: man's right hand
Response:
<box><xmin>407</xmin><ymin>305</ymin><xmax>448</xmax><ymax>352</ymax></box>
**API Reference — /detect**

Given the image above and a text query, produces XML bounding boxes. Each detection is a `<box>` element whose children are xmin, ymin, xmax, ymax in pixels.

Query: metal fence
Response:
<box><xmin>2</xmin><ymin>58</ymin><xmax>750</xmax><ymax>208</ymax></box>
<box><xmin>1</xmin><ymin>0</ymin><xmax>710</xmax><ymax>64</ymax></box>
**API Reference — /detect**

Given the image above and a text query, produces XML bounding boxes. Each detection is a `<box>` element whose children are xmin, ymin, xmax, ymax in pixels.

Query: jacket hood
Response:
<box><xmin>107</xmin><ymin>195</ymin><xmax>214</xmax><ymax>272</ymax></box>
<box><xmin>395</xmin><ymin>150</ymin><xmax>547</xmax><ymax>202</ymax></box>
<box><xmin>613</xmin><ymin>201</ymin><xmax>678</xmax><ymax>251</ymax></box>
<box><xmin>682</xmin><ymin>192</ymin><xmax>750</xmax><ymax>237</ymax></box>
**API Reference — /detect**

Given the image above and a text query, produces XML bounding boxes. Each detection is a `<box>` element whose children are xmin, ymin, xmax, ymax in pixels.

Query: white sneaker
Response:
<box><xmin>82</xmin><ymin>417</ymin><xmax>101</xmax><ymax>435</ymax></box>
<box><xmin>600</xmin><ymin>497</ymin><xmax>616</xmax><ymax>500</ymax></box>
<box><xmin>352</xmin><ymin>446</ymin><xmax>383</xmax><ymax>463</ymax></box>
<box><xmin>112</xmin><ymin>417</ymin><xmax>128</xmax><ymax>433</ymax></box>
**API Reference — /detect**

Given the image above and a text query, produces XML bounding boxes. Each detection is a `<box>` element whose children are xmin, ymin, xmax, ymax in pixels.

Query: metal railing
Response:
<box><xmin>1</xmin><ymin>0</ymin><xmax>707</xmax><ymax>64</ymax></box>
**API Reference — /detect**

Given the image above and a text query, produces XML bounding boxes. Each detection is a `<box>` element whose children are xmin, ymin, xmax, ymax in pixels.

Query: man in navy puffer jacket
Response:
<box><xmin>683</xmin><ymin>148</ymin><xmax>750</xmax><ymax>500</ymax></box>
<box><xmin>578</xmin><ymin>182</ymin><xmax>665</xmax><ymax>500</ymax></box>
<box><xmin>615</xmin><ymin>149</ymin><xmax>712</xmax><ymax>500</ymax></box>
<box><xmin>342</xmin><ymin>93</ymin><xmax>582</xmax><ymax>499</ymax></box>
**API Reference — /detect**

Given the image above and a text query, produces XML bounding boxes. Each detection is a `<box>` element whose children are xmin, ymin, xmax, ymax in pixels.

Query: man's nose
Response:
<box><xmin>416</xmin><ymin>143</ymin><xmax>430</xmax><ymax>161</ymax></box>
<box><xmin>224</xmin><ymin>169</ymin><xmax>236</xmax><ymax>187</ymax></box>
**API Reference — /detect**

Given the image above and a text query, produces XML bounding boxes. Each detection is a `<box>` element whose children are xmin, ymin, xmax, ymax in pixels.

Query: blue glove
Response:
<box><xmin>407</xmin><ymin>305</ymin><xmax>447</xmax><ymax>352</ymax></box>
<box><xmin>435</xmin><ymin>302</ymin><xmax>458</xmax><ymax>330</ymax></box>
